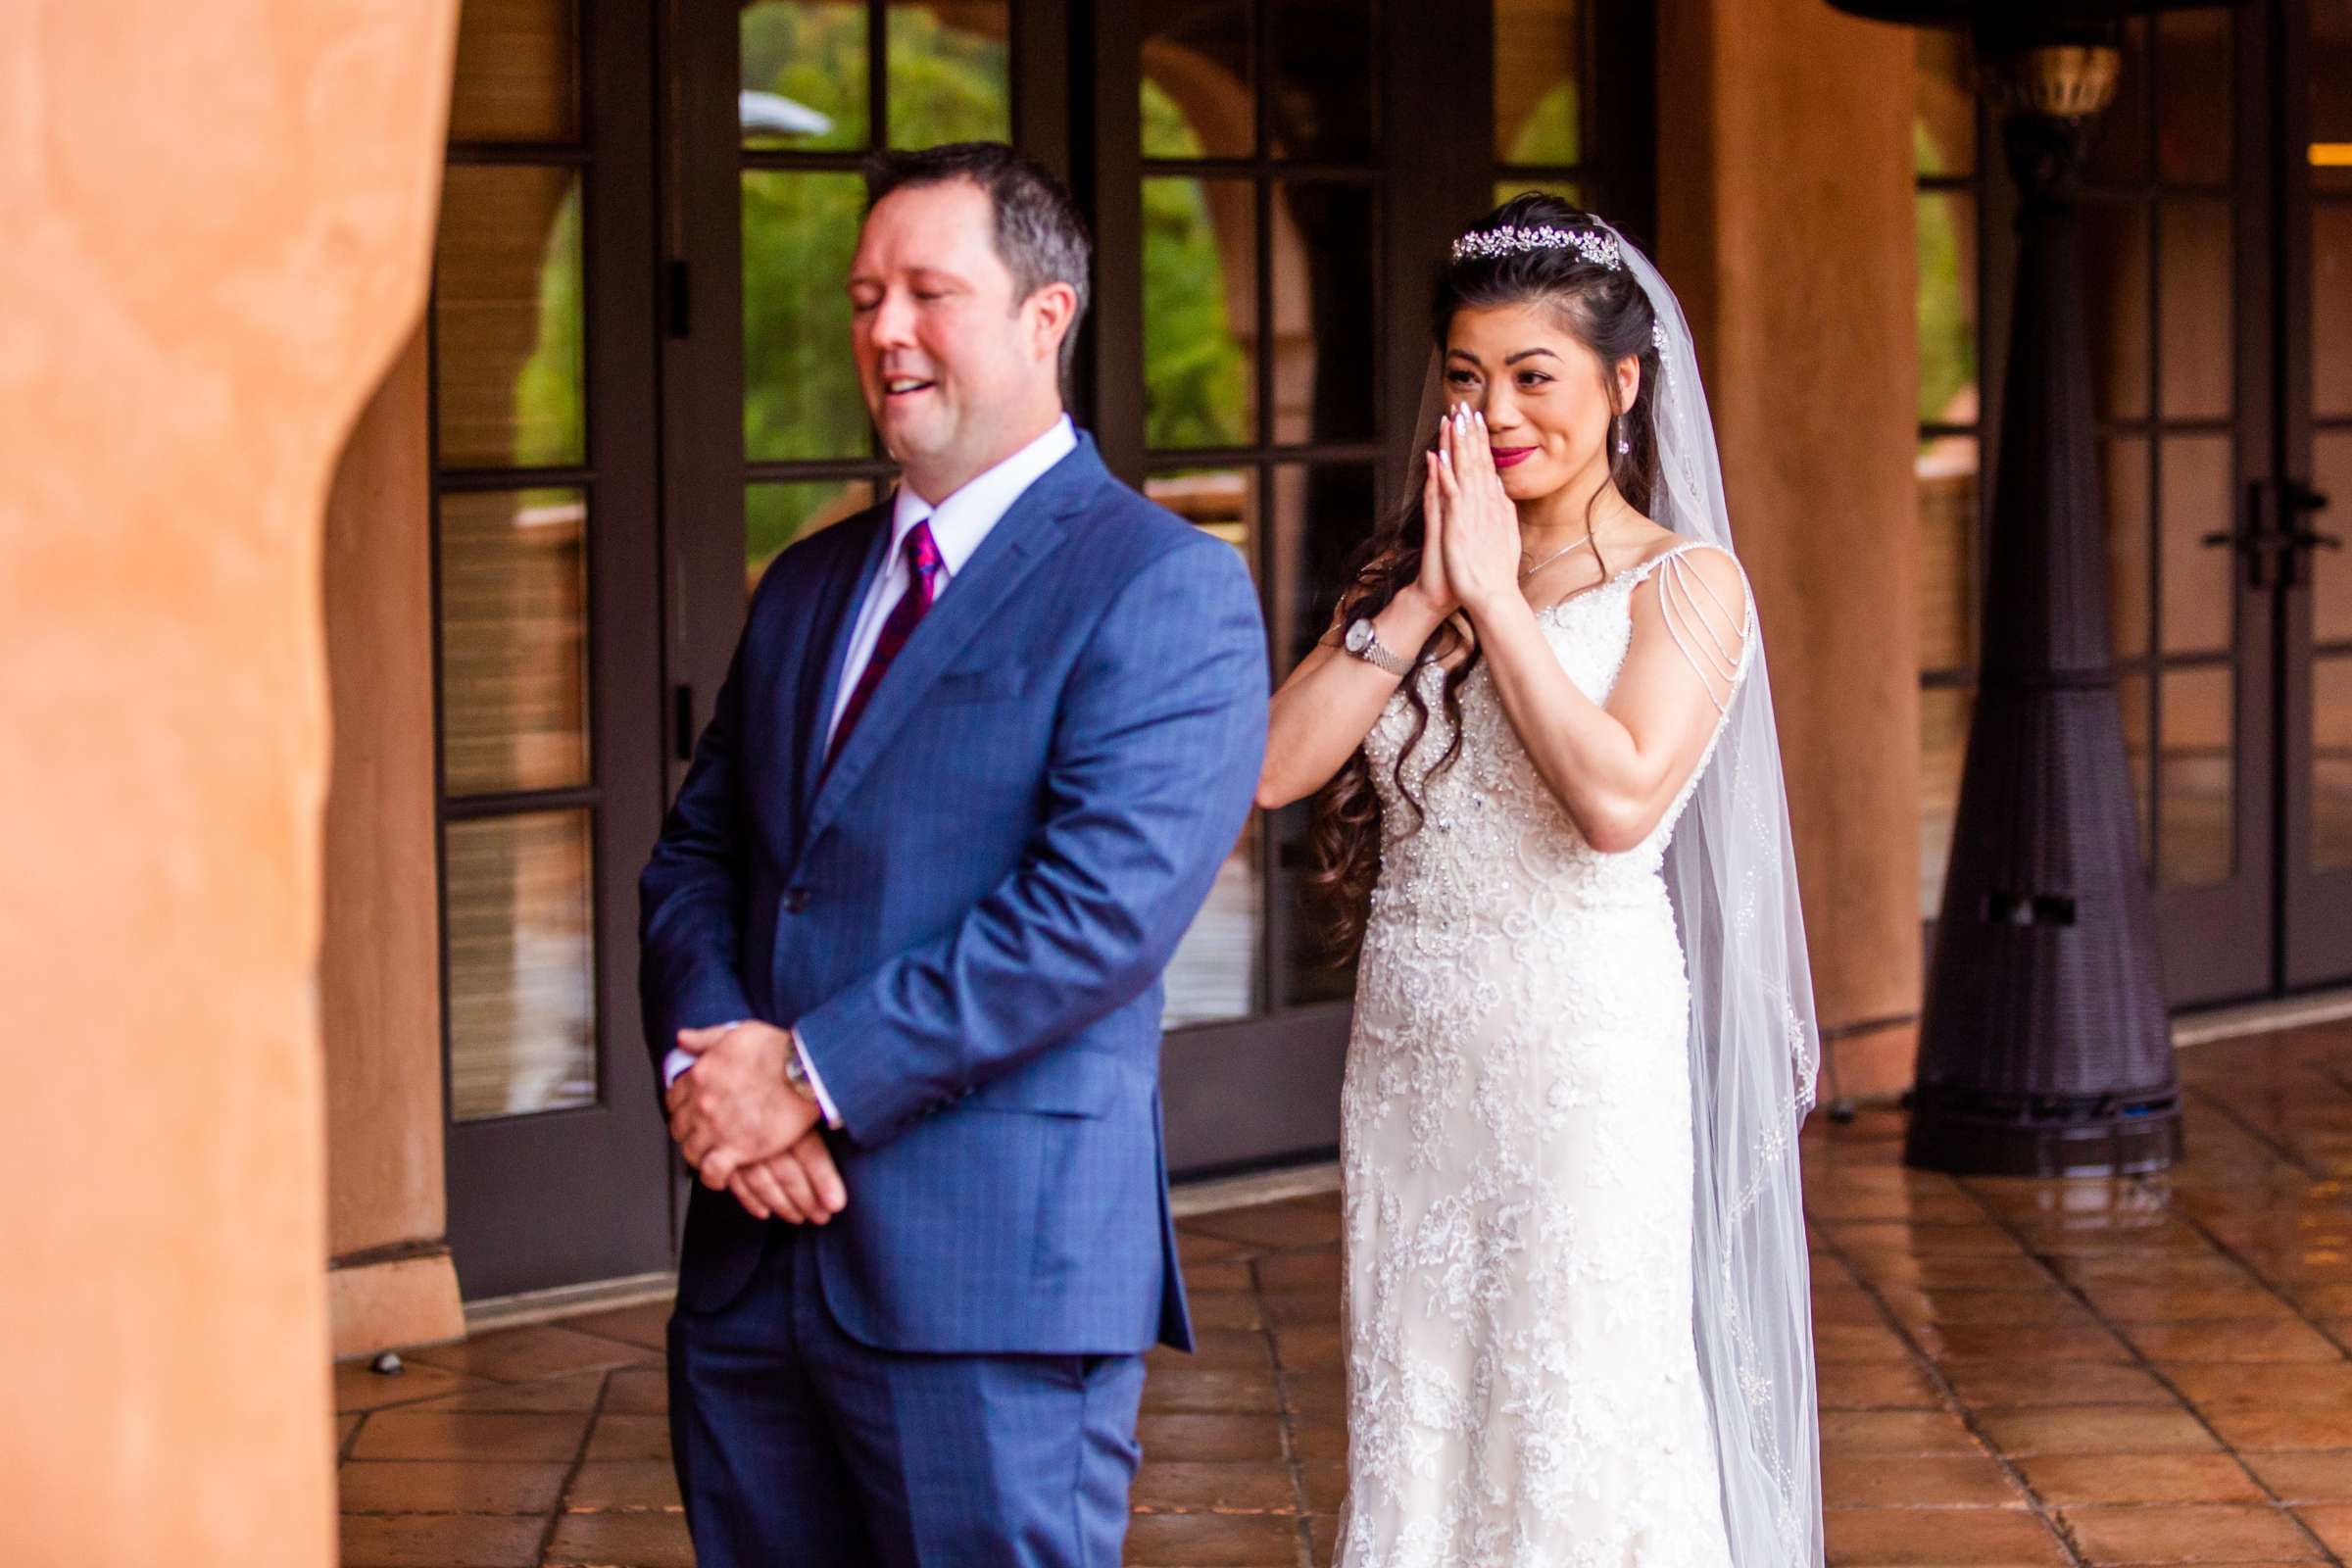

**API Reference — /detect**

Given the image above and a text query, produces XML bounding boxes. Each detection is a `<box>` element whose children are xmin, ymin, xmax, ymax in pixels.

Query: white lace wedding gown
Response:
<box><xmin>1337</xmin><ymin>542</ymin><xmax>1751</xmax><ymax>1568</ymax></box>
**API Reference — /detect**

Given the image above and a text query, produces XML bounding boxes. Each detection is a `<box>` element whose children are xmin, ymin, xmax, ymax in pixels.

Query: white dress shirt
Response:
<box><xmin>662</xmin><ymin>416</ymin><xmax>1080</xmax><ymax>1124</ymax></box>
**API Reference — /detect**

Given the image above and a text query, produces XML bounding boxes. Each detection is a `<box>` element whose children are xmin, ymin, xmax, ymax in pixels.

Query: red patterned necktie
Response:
<box><xmin>826</xmin><ymin>518</ymin><xmax>943</xmax><ymax>769</ymax></box>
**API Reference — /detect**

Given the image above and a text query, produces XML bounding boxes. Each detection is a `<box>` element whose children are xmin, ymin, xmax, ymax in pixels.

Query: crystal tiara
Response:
<box><xmin>1449</xmin><ymin>223</ymin><xmax>1623</xmax><ymax>270</ymax></box>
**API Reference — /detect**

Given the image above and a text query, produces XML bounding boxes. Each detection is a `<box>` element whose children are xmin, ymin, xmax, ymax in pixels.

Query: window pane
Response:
<box><xmin>2158</xmin><ymin>434</ymin><xmax>2234</xmax><ymax>656</ymax></box>
<box><xmin>748</xmin><ymin>479</ymin><xmax>878</xmax><ymax>591</ymax></box>
<box><xmin>2120</xmin><ymin>669</ymin><xmax>2155</xmax><ymax>865</ymax></box>
<box><xmin>743</xmin><ymin>171</ymin><xmax>869</xmax><ymax>462</ymax></box>
<box><xmin>2316</xmin><ymin>656</ymin><xmax>2352</xmax><ymax>872</ymax></box>
<box><xmin>1267</xmin><ymin>0</ymin><xmax>1376</xmax><ymax>161</ymax></box>
<box><xmin>2159</xmin><ymin>199</ymin><xmax>2233</xmax><ymax>421</ymax></box>
<box><xmin>741</xmin><ymin>1</ymin><xmax>868</xmax><ymax>151</ymax></box>
<box><xmin>1915</xmin><ymin>27</ymin><xmax>1975</xmax><ymax>177</ymax></box>
<box><xmin>2080</xmin><ymin>198</ymin><xmax>2150</xmax><ymax>422</ymax></box>
<box><xmin>1143</xmin><ymin>0</ymin><xmax>1254</xmax><ymax>160</ymax></box>
<box><xmin>1272</xmin><ymin>181</ymin><xmax>1377</xmax><ymax>445</ymax></box>
<box><xmin>1271</xmin><ymin>464</ymin><xmax>1375</xmax><ymax>1008</ymax></box>
<box><xmin>1152</xmin><ymin>471</ymin><xmax>1262</xmax><ymax>1027</ymax></box>
<box><xmin>1495</xmin><ymin>178</ymin><xmax>1583</xmax><ymax>211</ymax></box>
<box><xmin>1496</xmin><ymin>0</ymin><xmax>1582</xmax><ymax>167</ymax></box>
<box><xmin>2317</xmin><ymin>431</ymin><xmax>2352</xmax><ymax>644</ymax></box>
<box><xmin>2161</xmin><ymin>665</ymin><xmax>2234</xmax><ymax>887</ymax></box>
<box><xmin>887</xmin><ymin>1</ymin><xmax>1010</xmax><ymax>149</ymax></box>
<box><xmin>2156</xmin><ymin>8</ymin><xmax>2232</xmax><ymax>186</ymax></box>
<box><xmin>1145</xmin><ymin>176</ymin><xmax>1256</xmax><ymax>450</ymax></box>
<box><xmin>1917</xmin><ymin>190</ymin><xmax>1980</xmax><ymax>426</ymax></box>
<box><xmin>451</xmin><ymin>0</ymin><xmax>578</xmax><ymax>144</ymax></box>
<box><xmin>1920</xmin><ymin>685</ymin><xmax>1974</xmax><ymax>919</ymax></box>
<box><xmin>2316</xmin><ymin>203</ymin><xmax>2352</xmax><ymax>418</ymax></box>
<box><xmin>2104</xmin><ymin>435</ymin><xmax>2153</xmax><ymax>661</ymax></box>
<box><xmin>2087</xmin><ymin>17</ymin><xmax>2152</xmax><ymax>187</ymax></box>
<box><xmin>1918</xmin><ymin>434</ymin><xmax>1980</xmax><ymax>670</ymax></box>
<box><xmin>439</xmin><ymin>489</ymin><xmax>590</xmax><ymax>797</ymax></box>
<box><xmin>447</xmin><ymin>809</ymin><xmax>598</xmax><ymax>1121</ymax></box>
<box><xmin>434</xmin><ymin>166</ymin><xmax>584</xmax><ymax>468</ymax></box>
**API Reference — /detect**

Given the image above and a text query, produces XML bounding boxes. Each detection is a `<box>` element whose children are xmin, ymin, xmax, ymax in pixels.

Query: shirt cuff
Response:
<box><xmin>793</xmin><ymin>1031</ymin><xmax>844</xmax><ymax>1130</ymax></box>
<box><xmin>661</xmin><ymin>1046</ymin><xmax>697</xmax><ymax>1088</ymax></box>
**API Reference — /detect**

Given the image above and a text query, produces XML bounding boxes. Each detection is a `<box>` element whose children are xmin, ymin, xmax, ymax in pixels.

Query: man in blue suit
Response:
<box><xmin>640</xmin><ymin>142</ymin><xmax>1268</xmax><ymax>1565</ymax></box>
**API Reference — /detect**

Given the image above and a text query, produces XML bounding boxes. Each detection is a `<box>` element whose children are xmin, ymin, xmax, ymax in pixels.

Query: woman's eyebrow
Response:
<box><xmin>1503</xmin><ymin>348</ymin><xmax>1563</xmax><ymax>366</ymax></box>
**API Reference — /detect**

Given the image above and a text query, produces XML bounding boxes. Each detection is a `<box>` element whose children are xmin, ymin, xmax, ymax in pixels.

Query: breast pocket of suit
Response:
<box><xmin>931</xmin><ymin>664</ymin><xmax>1030</xmax><ymax>704</ymax></box>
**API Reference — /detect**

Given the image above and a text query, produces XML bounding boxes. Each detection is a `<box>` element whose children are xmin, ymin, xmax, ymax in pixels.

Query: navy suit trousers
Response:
<box><xmin>667</xmin><ymin>1226</ymin><xmax>1149</xmax><ymax>1568</ymax></box>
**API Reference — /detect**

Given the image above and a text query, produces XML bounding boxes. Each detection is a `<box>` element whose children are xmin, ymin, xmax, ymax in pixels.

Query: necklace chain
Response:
<box><xmin>1516</xmin><ymin>535</ymin><xmax>1592</xmax><ymax>580</ymax></box>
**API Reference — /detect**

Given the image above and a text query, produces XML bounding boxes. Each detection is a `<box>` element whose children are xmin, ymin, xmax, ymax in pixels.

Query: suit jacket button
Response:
<box><xmin>782</xmin><ymin>889</ymin><xmax>809</xmax><ymax>914</ymax></box>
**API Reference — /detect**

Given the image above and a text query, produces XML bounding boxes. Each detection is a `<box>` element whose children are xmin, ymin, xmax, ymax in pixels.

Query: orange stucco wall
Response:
<box><xmin>1657</xmin><ymin>0</ymin><xmax>1925</xmax><ymax>1094</ymax></box>
<box><xmin>0</xmin><ymin>3</ymin><xmax>458</xmax><ymax>1562</ymax></box>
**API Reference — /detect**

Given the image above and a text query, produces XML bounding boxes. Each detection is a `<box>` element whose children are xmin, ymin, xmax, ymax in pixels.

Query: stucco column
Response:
<box><xmin>322</xmin><ymin>326</ymin><xmax>466</xmax><ymax>1356</ymax></box>
<box><xmin>1655</xmin><ymin>0</ymin><xmax>1923</xmax><ymax>1096</ymax></box>
<box><xmin>0</xmin><ymin>4</ymin><xmax>458</xmax><ymax>1564</ymax></box>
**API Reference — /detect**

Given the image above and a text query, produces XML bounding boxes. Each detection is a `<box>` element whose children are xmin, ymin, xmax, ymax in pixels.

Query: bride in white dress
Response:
<box><xmin>1256</xmin><ymin>197</ymin><xmax>1825</xmax><ymax>1567</ymax></box>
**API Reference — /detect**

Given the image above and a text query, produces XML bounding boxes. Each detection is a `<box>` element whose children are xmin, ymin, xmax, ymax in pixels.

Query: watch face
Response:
<box><xmin>1345</xmin><ymin>618</ymin><xmax>1372</xmax><ymax>654</ymax></box>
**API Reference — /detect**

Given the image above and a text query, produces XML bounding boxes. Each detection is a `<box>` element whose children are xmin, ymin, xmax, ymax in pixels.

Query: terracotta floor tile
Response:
<box><xmin>1178</xmin><ymin>1231</ymin><xmax>1254</xmax><ymax>1266</ymax></box>
<box><xmin>1824</xmin><ymin>1452</ymin><xmax>2024</xmax><ymax>1509</ymax></box>
<box><xmin>1186</xmin><ymin>1290</ymin><xmax>1265</xmax><ymax>1331</ymax></box>
<box><xmin>1821</xmin><ymin>1408</ymin><xmax>1984</xmax><ymax>1456</ymax></box>
<box><xmin>2284</xmin><ymin>1282</ymin><xmax>2352</xmax><ymax>1317</ymax></box>
<box><xmin>2203</xmin><ymin>1402</ymin><xmax>2352</xmax><ymax>1452</ymax></box>
<box><xmin>1260</xmin><ymin>1290</ymin><xmax>1341</xmax><ymax>1328</ymax></box>
<box><xmin>337</xmin><ymin>1412</ymin><xmax>362</xmax><ymax>1452</ymax></box>
<box><xmin>1842</xmin><ymin>1253</ymin><xmax>2060</xmax><ymax>1292</ymax></box>
<box><xmin>333</xmin><ymin>1357</ymin><xmax>481</xmax><ymax>1413</ymax></box>
<box><xmin>1254</xmin><ymin>1250</ymin><xmax>1345</xmax><ymax>1293</ymax></box>
<box><xmin>1878</xmin><ymin>1289</ymin><xmax>2094</xmax><ymax>1328</ymax></box>
<box><xmin>1142</xmin><ymin>1365</ymin><xmax>1282</xmax><ymax>1414</ymax></box>
<box><xmin>1131</xmin><ymin>1459</ymin><xmax>1298</xmax><ymax>1512</ymax></box>
<box><xmin>404</xmin><ymin>1369</ymin><xmax>609</xmax><ymax>1415</ymax></box>
<box><xmin>1281</xmin><ymin>1369</ymin><xmax>1347</xmax><ymax>1421</ymax></box>
<box><xmin>1274</xmin><ymin>1324</ymin><xmax>1346</xmax><ymax>1372</ymax></box>
<box><xmin>351</xmin><ymin>1410</ymin><xmax>590</xmax><ymax>1463</ymax></box>
<box><xmin>2056</xmin><ymin>1254</ymin><xmax>2259</xmax><ymax>1289</ymax></box>
<box><xmin>1185</xmin><ymin>1259</ymin><xmax>1256</xmax><ymax>1293</ymax></box>
<box><xmin>2059</xmin><ymin>1503</ymin><xmax>2322</xmax><ymax>1564</ymax></box>
<box><xmin>407</xmin><ymin>1323</ymin><xmax>654</xmax><ymax>1385</ymax></box>
<box><xmin>1824</xmin><ymin>1505</ymin><xmax>2068</xmax><ymax>1565</ymax></box>
<box><xmin>1827</xmin><ymin>1222</ymin><xmax>2027</xmax><ymax>1257</ymax></box>
<box><xmin>544</xmin><ymin>1508</ymin><xmax>697</xmax><ymax>1568</ymax></box>
<box><xmin>2242</xmin><ymin>1451</ymin><xmax>2352</xmax><ymax>1503</ymax></box>
<box><xmin>1177</xmin><ymin>1194</ymin><xmax>1342</xmax><ymax>1250</ymax></box>
<box><xmin>2015</xmin><ymin>1452</ymin><xmax>2265</xmax><ymax>1506</ymax></box>
<box><xmin>583</xmin><ymin>1412</ymin><xmax>670</xmax><ymax>1462</ymax></box>
<box><xmin>601</xmin><ymin>1366</ymin><xmax>669</xmax><ymax>1415</ymax></box>
<box><xmin>337</xmin><ymin>1460</ymin><xmax>569</xmax><ymax>1515</ymax></box>
<box><xmin>1814</xmin><ymin>1287</ymin><xmax>1898</xmax><ymax>1327</ymax></box>
<box><xmin>1158</xmin><ymin>1327</ymin><xmax>1275</xmax><ymax>1372</ymax></box>
<box><xmin>1920</xmin><ymin>1321</ymin><xmax>2136</xmax><ymax>1364</ymax></box>
<box><xmin>2090</xmin><ymin>1286</ymin><xmax>2303</xmax><ymax>1324</ymax></box>
<box><xmin>337</xmin><ymin>1513</ymin><xmax>546</xmax><ymax>1568</ymax></box>
<box><xmin>1941</xmin><ymin>1360</ymin><xmax>2177</xmax><ymax>1410</ymax></box>
<box><xmin>1139</xmin><ymin>1411</ymin><xmax>1287</xmax><ymax>1462</ymax></box>
<box><xmin>2291</xmin><ymin>1503</ymin><xmax>2352</xmax><ymax>1556</ymax></box>
<box><xmin>1300</xmin><ymin>1457</ymin><xmax>1348</xmax><ymax>1514</ymax></box>
<box><xmin>1817</xmin><ymin>1358</ymin><xmax>1946</xmax><ymax>1410</ymax></box>
<box><xmin>1813</xmin><ymin>1323</ymin><xmax>1923</xmax><ymax>1363</ymax></box>
<box><xmin>562</xmin><ymin>1459</ymin><xmax>682</xmax><ymax>1510</ymax></box>
<box><xmin>1974</xmin><ymin>1404</ymin><xmax>2218</xmax><ymax>1457</ymax></box>
<box><xmin>2122</xmin><ymin>1319</ymin><xmax>2346</xmax><ymax>1362</ymax></box>
<box><xmin>559</xmin><ymin>1299</ymin><xmax>672</xmax><ymax>1353</ymax></box>
<box><xmin>1123</xmin><ymin>1509</ymin><xmax>1302</xmax><ymax>1564</ymax></box>
<box><xmin>1289</xmin><ymin>1411</ymin><xmax>1349</xmax><ymax>1462</ymax></box>
<box><xmin>2159</xmin><ymin>1361</ymin><xmax>2352</xmax><ymax>1408</ymax></box>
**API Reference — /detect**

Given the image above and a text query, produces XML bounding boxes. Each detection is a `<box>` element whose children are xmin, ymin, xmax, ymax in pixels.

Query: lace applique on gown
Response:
<box><xmin>1337</xmin><ymin>543</ymin><xmax>1754</xmax><ymax>1568</ymax></box>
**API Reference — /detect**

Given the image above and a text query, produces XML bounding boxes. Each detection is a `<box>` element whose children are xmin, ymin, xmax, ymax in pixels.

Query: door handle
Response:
<box><xmin>2203</xmin><ymin>481</ymin><xmax>2280</xmax><ymax>590</ymax></box>
<box><xmin>2279</xmin><ymin>481</ymin><xmax>2340</xmax><ymax>589</ymax></box>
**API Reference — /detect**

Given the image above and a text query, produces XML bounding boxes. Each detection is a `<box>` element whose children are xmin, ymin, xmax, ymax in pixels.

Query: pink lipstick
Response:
<box><xmin>1491</xmin><ymin>447</ymin><xmax>1537</xmax><ymax>469</ymax></box>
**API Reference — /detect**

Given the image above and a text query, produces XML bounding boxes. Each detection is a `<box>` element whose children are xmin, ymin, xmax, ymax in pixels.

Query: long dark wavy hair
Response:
<box><xmin>1305</xmin><ymin>194</ymin><xmax>1664</xmax><ymax>961</ymax></box>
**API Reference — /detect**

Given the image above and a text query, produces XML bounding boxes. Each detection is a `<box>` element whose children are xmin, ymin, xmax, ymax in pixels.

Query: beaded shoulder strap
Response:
<box><xmin>1624</xmin><ymin>542</ymin><xmax>1752</xmax><ymax>716</ymax></box>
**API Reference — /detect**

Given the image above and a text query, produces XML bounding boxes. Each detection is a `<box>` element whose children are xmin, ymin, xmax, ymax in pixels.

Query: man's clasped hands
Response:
<box><xmin>664</xmin><ymin>1020</ymin><xmax>849</xmax><ymax>1225</ymax></box>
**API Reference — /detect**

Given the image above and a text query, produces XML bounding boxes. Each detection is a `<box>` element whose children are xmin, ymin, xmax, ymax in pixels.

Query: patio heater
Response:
<box><xmin>1823</xmin><ymin>0</ymin><xmax>2223</xmax><ymax>1176</ymax></box>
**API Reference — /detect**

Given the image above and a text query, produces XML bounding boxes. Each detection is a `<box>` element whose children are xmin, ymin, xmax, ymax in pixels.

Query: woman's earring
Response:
<box><xmin>1614</xmin><ymin>416</ymin><xmax>1630</xmax><ymax>457</ymax></box>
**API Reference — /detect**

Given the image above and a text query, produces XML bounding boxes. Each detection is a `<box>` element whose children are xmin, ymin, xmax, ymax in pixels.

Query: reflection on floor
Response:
<box><xmin>336</xmin><ymin>1018</ymin><xmax>2352</xmax><ymax>1566</ymax></box>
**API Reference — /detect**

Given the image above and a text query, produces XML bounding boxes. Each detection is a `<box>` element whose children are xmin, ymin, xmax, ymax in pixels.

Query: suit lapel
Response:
<box><xmin>801</xmin><ymin>442</ymin><xmax>1100</xmax><ymax>847</ymax></box>
<box><xmin>796</xmin><ymin>508</ymin><xmax>894</xmax><ymax>821</ymax></box>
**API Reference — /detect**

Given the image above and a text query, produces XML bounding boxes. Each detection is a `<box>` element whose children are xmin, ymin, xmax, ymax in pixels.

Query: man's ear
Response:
<box><xmin>1026</xmin><ymin>281</ymin><xmax>1079</xmax><ymax>364</ymax></box>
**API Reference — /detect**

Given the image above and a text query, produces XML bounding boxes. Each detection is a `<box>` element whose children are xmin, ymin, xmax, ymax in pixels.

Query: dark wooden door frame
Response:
<box><xmin>441</xmin><ymin>0</ymin><xmax>677</xmax><ymax>1300</ymax></box>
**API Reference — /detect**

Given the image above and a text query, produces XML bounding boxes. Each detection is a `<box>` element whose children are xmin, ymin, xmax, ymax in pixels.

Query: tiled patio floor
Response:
<box><xmin>336</xmin><ymin>1019</ymin><xmax>2352</xmax><ymax>1566</ymax></box>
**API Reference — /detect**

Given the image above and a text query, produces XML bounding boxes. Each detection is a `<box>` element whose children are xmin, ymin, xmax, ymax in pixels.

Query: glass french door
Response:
<box><xmin>432</xmin><ymin>0</ymin><xmax>674</xmax><ymax>1298</ymax></box>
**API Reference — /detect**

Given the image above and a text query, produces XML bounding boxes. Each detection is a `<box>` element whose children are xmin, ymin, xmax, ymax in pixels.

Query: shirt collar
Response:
<box><xmin>887</xmin><ymin>416</ymin><xmax>1078</xmax><ymax>576</ymax></box>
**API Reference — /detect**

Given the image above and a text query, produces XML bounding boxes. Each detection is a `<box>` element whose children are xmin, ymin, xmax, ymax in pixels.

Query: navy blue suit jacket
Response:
<box><xmin>639</xmin><ymin>433</ymin><xmax>1267</xmax><ymax>1355</ymax></box>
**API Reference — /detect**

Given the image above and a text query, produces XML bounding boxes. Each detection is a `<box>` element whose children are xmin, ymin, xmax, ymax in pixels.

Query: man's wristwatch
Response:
<box><xmin>781</xmin><ymin>1034</ymin><xmax>816</xmax><ymax>1101</ymax></box>
<box><xmin>1343</xmin><ymin>616</ymin><xmax>1414</xmax><ymax>676</ymax></box>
